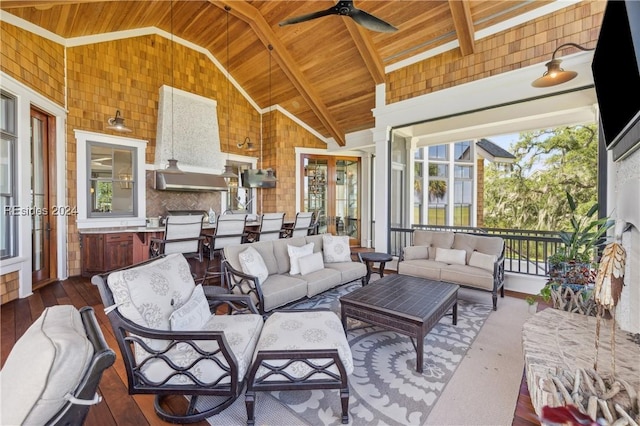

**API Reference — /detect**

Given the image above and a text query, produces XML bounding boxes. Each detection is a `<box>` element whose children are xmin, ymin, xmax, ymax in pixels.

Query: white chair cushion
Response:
<box><xmin>287</xmin><ymin>242</ymin><xmax>314</xmax><ymax>275</ymax></box>
<box><xmin>140</xmin><ymin>313</ymin><xmax>264</xmax><ymax>385</ymax></box>
<box><xmin>322</xmin><ymin>235</ymin><xmax>351</xmax><ymax>263</ymax></box>
<box><xmin>298</xmin><ymin>251</ymin><xmax>325</xmax><ymax>275</ymax></box>
<box><xmin>239</xmin><ymin>246</ymin><xmax>269</xmax><ymax>284</ymax></box>
<box><xmin>0</xmin><ymin>306</ymin><xmax>93</xmax><ymax>426</ymax></box>
<box><xmin>468</xmin><ymin>251</ymin><xmax>497</xmax><ymax>272</ymax></box>
<box><xmin>435</xmin><ymin>247</ymin><xmax>467</xmax><ymax>265</ymax></box>
<box><xmin>107</xmin><ymin>253</ymin><xmax>196</xmax><ymax>357</ymax></box>
<box><xmin>169</xmin><ymin>284</ymin><xmax>211</xmax><ymax>331</ymax></box>
<box><xmin>253</xmin><ymin>311</ymin><xmax>354</xmax><ymax>381</ymax></box>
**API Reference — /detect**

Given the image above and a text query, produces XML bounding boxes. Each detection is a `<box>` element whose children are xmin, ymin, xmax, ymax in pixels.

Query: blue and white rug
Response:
<box><xmin>204</xmin><ymin>279</ymin><xmax>492</xmax><ymax>426</ymax></box>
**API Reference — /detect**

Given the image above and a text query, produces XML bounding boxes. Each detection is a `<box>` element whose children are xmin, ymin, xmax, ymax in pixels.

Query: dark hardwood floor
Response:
<box><xmin>1</xmin><ymin>269</ymin><xmax>540</xmax><ymax>425</ymax></box>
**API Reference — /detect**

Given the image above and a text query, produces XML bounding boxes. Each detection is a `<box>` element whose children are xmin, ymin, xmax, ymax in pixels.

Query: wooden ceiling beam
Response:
<box><xmin>344</xmin><ymin>19</ymin><xmax>385</xmax><ymax>85</ymax></box>
<box><xmin>208</xmin><ymin>0</ymin><xmax>346</xmax><ymax>146</ymax></box>
<box><xmin>448</xmin><ymin>0</ymin><xmax>475</xmax><ymax>56</ymax></box>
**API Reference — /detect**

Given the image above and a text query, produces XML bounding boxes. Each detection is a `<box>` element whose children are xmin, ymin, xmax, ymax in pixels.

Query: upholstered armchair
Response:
<box><xmin>92</xmin><ymin>253</ymin><xmax>264</xmax><ymax>423</ymax></box>
<box><xmin>1</xmin><ymin>305</ymin><xmax>115</xmax><ymax>426</ymax></box>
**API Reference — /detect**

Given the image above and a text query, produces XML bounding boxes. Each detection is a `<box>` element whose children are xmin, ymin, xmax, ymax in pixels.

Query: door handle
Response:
<box><xmin>45</xmin><ymin>221</ymin><xmax>51</xmax><ymax>240</ymax></box>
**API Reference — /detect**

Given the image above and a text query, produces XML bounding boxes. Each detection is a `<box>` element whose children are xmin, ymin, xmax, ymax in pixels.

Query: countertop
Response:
<box><xmin>77</xmin><ymin>221</ymin><xmax>272</xmax><ymax>234</ymax></box>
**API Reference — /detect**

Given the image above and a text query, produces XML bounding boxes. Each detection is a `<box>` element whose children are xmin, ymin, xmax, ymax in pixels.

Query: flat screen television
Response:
<box><xmin>241</xmin><ymin>169</ymin><xmax>276</xmax><ymax>188</ymax></box>
<box><xmin>591</xmin><ymin>0</ymin><xmax>640</xmax><ymax>161</ymax></box>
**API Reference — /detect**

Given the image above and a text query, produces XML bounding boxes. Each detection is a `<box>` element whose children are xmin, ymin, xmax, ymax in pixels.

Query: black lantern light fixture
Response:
<box><xmin>106</xmin><ymin>110</ymin><xmax>132</xmax><ymax>133</ymax></box>
<box><xmin>531</xmin><ymin>42</ymin><xmax>595</xmax><ymax>88</ymax></box>
<box><xmin>237</xmin><ymin>136</ymin><xmax>257</xmax><ymax>151</ymax></box>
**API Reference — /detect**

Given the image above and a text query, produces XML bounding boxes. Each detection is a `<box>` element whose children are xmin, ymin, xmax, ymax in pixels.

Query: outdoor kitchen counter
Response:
<box><xmin>78</xmin><ymin>220</ymin><xmax>285</xmax><ymax>276</ymax></box>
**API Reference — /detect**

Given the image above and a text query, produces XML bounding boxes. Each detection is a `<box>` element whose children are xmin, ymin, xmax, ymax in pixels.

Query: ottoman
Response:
<box><xmin>245</xmin><ymin>310</ymin><xmax>353</xmax><ymax>425</ymax></box>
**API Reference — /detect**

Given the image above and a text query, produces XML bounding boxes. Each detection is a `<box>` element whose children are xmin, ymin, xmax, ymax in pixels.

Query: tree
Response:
<box><xmin>483</xmin><ymin>124</ymin><xmax>599</xmax><ymax>231</ymax></box>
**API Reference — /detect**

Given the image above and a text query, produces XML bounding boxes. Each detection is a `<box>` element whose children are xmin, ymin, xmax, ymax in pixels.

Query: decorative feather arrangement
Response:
<box><xmin>593</xmin><ymin>241</ymin><xmax>626</xmax><ymax>374</ymax></box>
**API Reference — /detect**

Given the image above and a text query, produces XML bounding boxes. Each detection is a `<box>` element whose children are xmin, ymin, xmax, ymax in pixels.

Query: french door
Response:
<box><xmin>301</xmin><ymin>155</ymin><xmax>360</xmax><ymax>245</ymax></box>
<box><xmin>31</xmin><ymin>107</ymin><xmax>56</xmax><ymax>287</ymax></box>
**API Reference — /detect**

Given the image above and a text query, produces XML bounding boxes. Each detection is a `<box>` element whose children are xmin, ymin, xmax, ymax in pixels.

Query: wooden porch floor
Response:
<box><xmin>1</xmin><ymin>275</ymin><xmax>540</xmax><ymax>425</ymax></box>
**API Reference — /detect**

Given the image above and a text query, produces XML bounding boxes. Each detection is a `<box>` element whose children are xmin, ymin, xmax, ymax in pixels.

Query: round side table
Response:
<box><xmin>358</xmin><ymin>252</ymin><xmax>393</xmax><ymax>285</ymax></box>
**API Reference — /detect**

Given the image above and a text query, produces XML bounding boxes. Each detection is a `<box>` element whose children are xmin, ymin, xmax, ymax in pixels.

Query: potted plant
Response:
<box><xmin>547</xmin><ymin>191</ymin><xmax>614</xmax><ymax>287</ymax></box>
<box><xmin>537</xmin><ymin>192</ymin><xmax>613</xmax><ymax>314</ymax></box>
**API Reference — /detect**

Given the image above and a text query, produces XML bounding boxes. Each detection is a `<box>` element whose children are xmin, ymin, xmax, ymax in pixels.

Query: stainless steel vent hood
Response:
<box><xmin>154</xmin><ymin>171</ymin><xmax>228</xmax><ymax>192</ymax></box>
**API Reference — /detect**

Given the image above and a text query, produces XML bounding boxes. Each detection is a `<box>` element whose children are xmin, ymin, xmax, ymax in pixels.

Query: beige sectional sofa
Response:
<box><xmin>222</xmin><ymin>233</ymin><xmax>366</xmax><ymax>315</ymax></box>
<box><xmin>397</xmin><ymin>230</ymin><xmax>505</xmax><ymax>310</ymax></box>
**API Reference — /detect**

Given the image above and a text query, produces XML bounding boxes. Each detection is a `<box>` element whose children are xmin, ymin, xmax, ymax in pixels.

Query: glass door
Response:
<box><xmin>302</xmin><ymin>155</ymin><xmax>360</xmax><ymax>244</ymax></box>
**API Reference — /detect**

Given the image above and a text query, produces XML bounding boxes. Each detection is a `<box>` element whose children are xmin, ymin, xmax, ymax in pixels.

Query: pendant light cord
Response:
<box><xmin>170</xmin><ymin>0</ymin><xmax>175</xmax><ymax>161</ymax></box>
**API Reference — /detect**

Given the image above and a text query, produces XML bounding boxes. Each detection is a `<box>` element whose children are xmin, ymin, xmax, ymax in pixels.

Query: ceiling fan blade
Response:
<box><xmin>279</xmin><ymin>7</ymin><xmax>337</xmax><ymax>27</ymax></box>
<box><xmin>350</xmin><ymin>8</ymin><xmax>397</xmax><ymax>33</ymax></box>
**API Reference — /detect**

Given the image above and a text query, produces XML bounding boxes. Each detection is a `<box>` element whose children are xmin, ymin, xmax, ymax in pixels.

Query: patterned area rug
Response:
<box><xmin>203</xmin><ymin>279</ymin><xmax>492</xmax><ymax>426</ymax></box>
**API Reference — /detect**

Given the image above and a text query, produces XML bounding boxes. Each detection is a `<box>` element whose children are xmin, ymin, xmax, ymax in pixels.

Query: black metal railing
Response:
<box><xmin>390</xmin><ymin>225</ymin><xmax>564</xmax><ymax>277</ymax></box>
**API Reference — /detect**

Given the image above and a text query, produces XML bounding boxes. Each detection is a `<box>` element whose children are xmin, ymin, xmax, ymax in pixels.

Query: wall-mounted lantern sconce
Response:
<box><xmin>106</xmin><ymin>110</ymin><xmax>132</xmax><ymax>133</ymax></box>
<box><xmin>237</xmin><ymin>137</ymin><xmax>258</xmax><ymax>152</ymax></box>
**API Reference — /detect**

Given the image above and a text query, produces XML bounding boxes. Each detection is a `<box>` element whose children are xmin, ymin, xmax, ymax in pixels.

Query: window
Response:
<box><xmin>75</xmin><ymin>130</ymin><xmax>147</xmax><ymax>228</ymax></box>
<box><xmin>1</xmin><ymin>92</ymin><xmax>17</xmax><ymax>259</ymax></box>
<box><xmin>88</xmin><ymin>143</ymin><xmax>136</xmax><ymax>217</ymax></box>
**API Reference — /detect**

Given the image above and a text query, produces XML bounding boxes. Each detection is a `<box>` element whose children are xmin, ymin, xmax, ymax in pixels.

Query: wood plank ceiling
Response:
<box><xmin>1</xmin><ymin>0</ymin><xmax>552</xmax><ymax>146</ymax></box>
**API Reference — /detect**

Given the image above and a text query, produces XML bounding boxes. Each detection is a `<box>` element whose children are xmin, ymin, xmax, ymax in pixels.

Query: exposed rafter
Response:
<box><xmin>448</xmin><ymin>0</ymin><xmax>475</xmax><ymax>56</ymax></box>
<box><xmin>209</xmin><ymin>0</ymin><xmax>346</xmax><ymax>146</ymax></box>
<box><xmin>344</xmin><ymin>18</ymin><xmax>385</xmax><ymax>85</ymax></box>
<box><xmin>0</xmin><ymin>0</ymin><xmax>113</xmax><ymax>8</ymax></box>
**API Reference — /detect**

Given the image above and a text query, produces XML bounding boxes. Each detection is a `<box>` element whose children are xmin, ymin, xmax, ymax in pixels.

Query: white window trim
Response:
<box><xmin>75</xmin><ymin>130</ymin><xmax>147</xmax><ymax>229</ymax></box>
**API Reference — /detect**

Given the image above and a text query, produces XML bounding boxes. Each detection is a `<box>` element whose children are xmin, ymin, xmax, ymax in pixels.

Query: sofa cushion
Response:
<box><xmin>288</xmin><ymin>242</ymin><xmax>314</xmax><ymax>275</ymax></box>
<box><xmin>324</xmin><ymin>261</ymin><xmax>366</xmax><ymax>283</ymax></box>
<box><xmin>224</xmin><ymin>242</ymin><xmax>278</xmax><ymax>276</ymax></box>
<box><xmin>169</xmin><ymin>284</ymin><xmax>211</xmax><ymax>331</ymax></box>
<box><xmin>453</xmin><ymin>233</ymin><xmax>504</xmax><ymax>263</ymax></box>
<box><xmin>299</xmin><ymin>252</ymin><xmax>325</xmax><ymax>275</ymax></box>
<box><xmin>261</xmin><ymin>274</ymin><xmax>309</xmax><ymax>311</ymax></box>
<box><xmin>468</xmin><ymin>251</ymin><xmax>497</xmax><ymax>272</ymax></box>
<box><xmin>435</xmin><ymin>247</ymin><xmax>467</xmax><ymax>265</ymax></box>
<box><xmin>413</xmin><ymin>231</ymin><xmax>455</xmax><ymax>259</ymax></box>
<box><xmin>304</xmin><ymin>268</ymin><xmax>342</xmax><ymax>297</ymax></box>
<box><xmin>403</xmin><ymin>245</ymin><xmax>429</xmax><ymax>260</ymax></box>
<box><xmin>272</xmin><ymin>237</ymin><xmax>308</xmax><ymax>274</ymax></box>
<box><xmin>1</xmin><ymin>305</ymin><xmax>93</xmax><ymax>426</ymax></box>
<box><xmin>305</xmin><ymin>234</ymin><xmax>325</xmax><ymax>252</ymax></box>
<box><xmin>397</xmin><ymin>259</ymin><xmax>445</xmax><ymax>281</ymax></box>
<box><xmin>440</xmin><ymin>264</ymin><xmax>494</xmax><ymax>290</ymax></box>
<box><xmin>239</xmin><ymin>246</ymin><xmax>269</xmax><ymax>284</ymax></box>
<box><xmin>322</xmin><ymin>235</ymin><xmax>351</xmax><ymax>263</ymax></box>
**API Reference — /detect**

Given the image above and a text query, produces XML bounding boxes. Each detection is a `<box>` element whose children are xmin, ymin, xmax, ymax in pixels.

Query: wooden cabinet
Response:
<box><xmin>81</xmin><ymin>232</ymin><xmax>133</xmax><ymax>277</ymax></box>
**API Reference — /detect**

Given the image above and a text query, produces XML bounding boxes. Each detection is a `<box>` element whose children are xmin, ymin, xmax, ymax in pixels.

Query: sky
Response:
<box><xmin>485</xmin><ymin>133</ymin><xmax>519</xmax><ymax>151</ymax></box>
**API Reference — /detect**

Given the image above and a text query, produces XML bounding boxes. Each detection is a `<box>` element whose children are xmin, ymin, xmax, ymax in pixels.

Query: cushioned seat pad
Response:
<box><xmin>1</xmin><ymin>306</ymin><xmax>93</xmax><ymax>426</ymax></box>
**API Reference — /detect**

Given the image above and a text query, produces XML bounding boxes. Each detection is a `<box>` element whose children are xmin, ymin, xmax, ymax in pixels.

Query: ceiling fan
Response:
<box><xmin>278</xmin><ymin>1</ymin><xmax>398</xmax><ymax>33</ymax></box>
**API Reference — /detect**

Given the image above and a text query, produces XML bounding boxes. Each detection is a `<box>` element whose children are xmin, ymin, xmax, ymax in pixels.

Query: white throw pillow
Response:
<box><xmin>298</xmin><ymin>252</ymin><xmax>325</xmax><ymax>275</ymax></box>
<box><xmin>322</xmin><ymin>235</ymin><xmax>351</xmax><ymax>263</ymax></box>
<box><xmin>468</xmin><ymin>251</ymin><xmax>497</xmax><ymax>272</ymax></box>
<box><xmin>169</xmin><ymin>284</ymin><xmax>211</xmax><ymax>331</ymax></box>
<box><xmin>435</xmin><ymin>247</ymin><xmax>467</xmax><ymax>265</ymax></box>
<box><xmin>239</xmin><ymin>246</ymin><xmax>269</xmax><ymax>284</ymax></box>
<box><xmin>288</xmin><ymin>243</ymin><xmax>314</xmax><ymax>275</ymax></box>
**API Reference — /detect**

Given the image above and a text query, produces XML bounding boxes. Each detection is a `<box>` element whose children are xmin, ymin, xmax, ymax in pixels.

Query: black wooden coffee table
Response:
<box><xmin>340</xmin><ymin>274</ymin><xmax>458</xmax><ymax>373</ymax></box>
